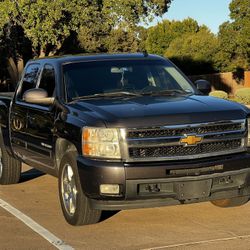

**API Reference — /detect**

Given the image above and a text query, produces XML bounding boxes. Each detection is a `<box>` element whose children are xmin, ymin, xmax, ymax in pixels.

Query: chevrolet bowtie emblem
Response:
<box><xmin>180</xmin><ymin>134</ymin><xmax>203</xmax><ymax>146</ymax></box>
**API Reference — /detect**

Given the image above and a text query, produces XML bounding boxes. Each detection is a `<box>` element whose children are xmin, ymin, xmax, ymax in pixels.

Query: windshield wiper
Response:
<box><xmin>72</xmin><ymin>91</ymin><xmax>141</xmax><ymax>100</ymax></box>
<box><xmin>141</xmin><ymin>89</ymin><xmax>192</xmax><ymax>96</ymax></box>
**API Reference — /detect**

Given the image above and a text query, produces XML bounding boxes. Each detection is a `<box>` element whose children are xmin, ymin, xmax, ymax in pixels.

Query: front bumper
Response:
<box><xmin>77</xmin><ymin>153</ymin><xmax>250</xmax><ymax>210</ymax></box>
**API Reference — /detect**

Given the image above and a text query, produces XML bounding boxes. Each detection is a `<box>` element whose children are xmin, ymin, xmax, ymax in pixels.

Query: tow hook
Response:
<box><xmin>219</xmin><ymin>176</ymin><xmax>233</xmax><ymax>184</ymax></box>
<box><xmin>145</xmin><ymin>184</ymin><xmax>161</xmax><ymax>193</ymax></box>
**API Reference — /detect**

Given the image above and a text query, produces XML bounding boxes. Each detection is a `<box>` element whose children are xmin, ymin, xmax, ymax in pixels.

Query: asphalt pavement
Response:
<box><xmin>1</xmin><ymin>165</ymin><xmax>250</xmax><ymax>250</ymax></box>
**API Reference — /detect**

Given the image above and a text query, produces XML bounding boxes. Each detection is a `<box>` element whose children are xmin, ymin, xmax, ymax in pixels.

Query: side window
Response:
<box><xmin>39</xmin><ymin>64</ymin><xmax>56</xmax><ymax>97</ymax></box>
<box><xmin>18</xmin><ymin>63</ymin><xmax>40</xmax><ymax>100</ymax></box>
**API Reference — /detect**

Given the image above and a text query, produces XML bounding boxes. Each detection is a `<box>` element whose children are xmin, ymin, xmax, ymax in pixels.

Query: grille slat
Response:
<box><xmin>126</xmin><ymin>120</ymin><xmax>246</xmax><ymax>161</ymax></box>
<box><xmin>129</xmin><ymin>140</ymin><xmax>242</xmax><ymax>158</ymax></box>
<box><xmin>128</xmin><ymin>123</ymin><xmax>243</xmax><ymax>139</ymax></box>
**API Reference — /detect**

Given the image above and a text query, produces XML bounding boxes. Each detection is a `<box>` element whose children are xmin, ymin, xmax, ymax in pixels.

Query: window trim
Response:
<box><xmin>38</xmin><ymin>63</ymin><xmax>56</xmax><ymax>97</ymax></box>
<box><xmin>16</xmin><ymin>63</ymin><xmax>41</xmax><ymax>101</ymax></box>
<box><xmin>62</xmin><ymin>59</ymin><xmax>196</xmax><ymax>102</ymax></box>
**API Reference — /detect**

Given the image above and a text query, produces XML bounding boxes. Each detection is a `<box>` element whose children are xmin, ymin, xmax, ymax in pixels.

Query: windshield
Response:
<box><xmin>63</xmin><ymin>59</ymin><xmax>195</xmax><ymax>101</ymax></box>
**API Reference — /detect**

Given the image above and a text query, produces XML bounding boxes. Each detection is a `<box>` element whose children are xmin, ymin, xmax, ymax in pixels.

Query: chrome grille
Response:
<box><xmin>125</xmin><ymin>120</ymin><xmax>247</xmax><ymax>161</ymax></box>
<box><xmin>127</xmin><ymin>123</ymin><xmax>243</xmax><ymax>139</ymax></box>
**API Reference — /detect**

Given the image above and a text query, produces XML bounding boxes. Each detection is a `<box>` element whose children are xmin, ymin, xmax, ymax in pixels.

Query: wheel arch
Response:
<box><xmin>55</xmin><ymin>138</ymin><xmax>79</xmax><ymax>173</ymax></box>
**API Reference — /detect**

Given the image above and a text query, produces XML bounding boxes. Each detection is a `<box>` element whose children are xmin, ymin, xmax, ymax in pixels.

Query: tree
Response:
<box><xmin>77</xmin><ymin>1</ymin><xmax>172</xmax><ymax>53</ymax></box>
<box><xmin>0</xmin><ymin>0</ymin><xmax>172</xmax><ymax>57</ymax></box>
<box><xmin>0</xmin><ymin>23</ymin><xmax>32</xmax><ymax>87</ymax></box>
<box><xmin>106</xmin><ymin>28</ymin><xmax>140</xmax><ymax>53</ymax></box>
<box><xmin>215</xmin><ymin>0</ymin><xmax>250</xmax><ymax>72</ymax></box>
<box><xmin>165</xmin><ymin>29</ymin><xmax>219</xmax><ymax>75</ymax></box>
<box><xmin>77</xmin><ymin>13</ymin><xmax>111</xmax><ymax>53</ymax></box>
<box><xmin>102</xmin><ymin>0</ymin><xmax>172</xmax><ymax>27</ymax></box>
<box><xmin>0</xmin><ymin>0</ymin><xmax>94</xmax><ymax>57</ymax></box>
<box><xmin>78</xmin><ymin>24</ymin><xmax>147</xmax><ymax>53</ymax></box>
<box><xmin>145</xmin><ymin>18</ymin><xmax>199</xmax><ymax>55</ymax></box>
<box><xmin>0</xmin><ymin>0</ymin><xmax>172</xmax><ymax>85</ymax></box>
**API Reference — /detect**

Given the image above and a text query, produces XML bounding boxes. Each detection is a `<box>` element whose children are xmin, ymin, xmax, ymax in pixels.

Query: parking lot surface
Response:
<box><xmin>1</xmin><ymin>165</ymin><xmax>250</xmax><ymax>250</ymax></box>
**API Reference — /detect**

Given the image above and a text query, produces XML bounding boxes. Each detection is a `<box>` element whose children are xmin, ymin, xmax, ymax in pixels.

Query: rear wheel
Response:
<box><xmin>211</xmin><ymin>196</ymin><xmax>249</xmax><ymax>208</ymax></box>
<box><xmin>58</xmin><ymin>151</ymin><xmax>101</xmax><ymax>226</ymax></box>
<box><xmin>0</xmin><ymin>132</ymin><xmax>21</xmax><ymax>185</ymax></box>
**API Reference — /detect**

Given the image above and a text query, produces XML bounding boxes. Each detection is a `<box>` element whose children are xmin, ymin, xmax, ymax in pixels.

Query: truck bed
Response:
<box><xmin>0</xmin><ymin>92</ymin><xmax>14</xmax><ymax>98</ymax></box>
<box><xmin>0</xmin><ymin>92</ymin><xmax>14</xmax><ymax>107</ymax></box>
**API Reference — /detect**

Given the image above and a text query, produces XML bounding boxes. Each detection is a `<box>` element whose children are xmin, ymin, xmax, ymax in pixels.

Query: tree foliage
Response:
<box><xmin>145</xmin><ymin>0</ymin><xmax>250</xmax><ymax>74</ymax></box>
<box><xmin>165</xmin><ymin>28</ymin><xmax>217</xmax><ymax>61</ymax></box>
<box><xmin>106</xmin><ymin>28</ymin><xmax>140</xmax><ymax>53</ymax></box>
<box><xmin>0</xmin><ymin>0</ymin><xmax>172</xmax><ymax>85</ymax></box>
<box><xmin>102</xmin><ymin>0</ymin><xmax>172</xmax><ymax>26</ymax></box>
<box><xmin>145</xmin><ymin>18</ymin><xmax>199</xmax><ymax>55</ymax></box>
<box><xmin>215</xmin><ymin>0</ymin><xmax>250</xmax><ymax>72</ymax></box>
<box><xmin>77</xmin><ymin>14</ymin><xmax>111</xmax><ymax>53</ymax></box>
<box><xmin>0</xmin><ymin>0</ymin><xmax>172</xmax><ymax>57</ymax></box>
<box><xmin>78</xmin><ymin>25</ymin><xmax>147</xmax><ymax>53</ymax></box>
<box><xmin>165</xmin><ymin>28</ymin><xmax>219</xmax><ymax>74</ymax></box>
<box><xmin>0</xmin><ymin>0</ymin><xmax>98</xmax><ymax>57</ymax></box>
<box><xmin>145</xmin><ymin>18</ymin><xmax>218</xmax><ymax>74</ymax></box>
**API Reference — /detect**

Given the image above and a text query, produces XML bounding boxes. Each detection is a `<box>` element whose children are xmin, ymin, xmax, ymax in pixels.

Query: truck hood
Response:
<box><xmin>69</xmin><ymin>95</ymin><xmax>249</xmax><ymax>128</ymax></box>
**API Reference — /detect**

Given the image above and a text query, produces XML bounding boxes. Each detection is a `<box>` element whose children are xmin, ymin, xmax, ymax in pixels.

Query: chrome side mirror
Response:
<box><xmin>23</xmin><ymin>88</ymin><xmax>55</xmax><ymax>105</ymax></box>
<box><xmin>194</xmin><ymin>79</ymin><xmax>211</xmax><ymax>95</ymax></box>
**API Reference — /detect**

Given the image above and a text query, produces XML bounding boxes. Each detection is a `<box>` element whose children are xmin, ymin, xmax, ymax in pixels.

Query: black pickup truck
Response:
<box><xmin>0</xmin><ymin>53</ymin><xmax>250</xmax><ymax>226</ymax></box>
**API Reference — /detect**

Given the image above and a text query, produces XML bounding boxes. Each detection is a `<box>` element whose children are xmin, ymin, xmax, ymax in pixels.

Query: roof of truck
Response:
<box><xmin>28</xmin><ymin>53</ymin><xmax>165</xmax><ymax>65</ymax></box>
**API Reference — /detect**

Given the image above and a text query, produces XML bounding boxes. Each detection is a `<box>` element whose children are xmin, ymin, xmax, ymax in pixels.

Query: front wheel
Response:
<box><xmin>210</xmin><ymin>196</ymin><xmax>249</xmax><ymax>208</ymax></box>
<box><xmin>58</xmin><ymin>151</ymin><xmax>102</xmax><ymax>226</ymax></box>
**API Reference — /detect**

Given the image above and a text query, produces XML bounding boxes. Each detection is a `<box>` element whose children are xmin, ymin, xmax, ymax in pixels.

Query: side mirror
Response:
<box><xmin>23</xmin><ymin>88</ymin><xmax>55</xmax><ymax>105</ymax></box>
<box><xmin>194</xmin><ymin>79</ymin><xmax>211</xmax><ymax>95</ymax></box>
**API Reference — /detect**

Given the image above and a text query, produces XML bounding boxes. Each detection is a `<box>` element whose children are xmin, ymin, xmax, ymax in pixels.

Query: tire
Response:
<box><xmin>58</xmin><ymin>151</ymin><xmax>102</xmax><ymax>226</ymax></box>
<box><xmin>0</xmin><ymin>132</ymin><xmax>21</xmax><ymax>185</ymax></box>
<box><xmin>211</xmin><ymin>196</ymin><xmax>249</xmax><ymax>208</ymax></box>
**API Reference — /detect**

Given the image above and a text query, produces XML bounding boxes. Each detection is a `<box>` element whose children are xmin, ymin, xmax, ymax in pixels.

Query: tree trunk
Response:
<box><xmin>7</xmin><ymin>57</ymin><xmax>19</xmax><ymax>89</ymax></box>
<box><xmin>39</xmin><ymin>49</ymin><xmax>46</xmax><ymax>58</ymax></box>
<box><xmin>48</xmin><ymin>42</ymin><xmax>62</xmax><ymax>56</ymax></box>
<box><xmin>48</xmin><ymin>50</ymin><xmax>56</xmax><ymax>57</ymax></box>
<box><xmin>17</xmin><ymin>58</ymin><xmax>24</xmax><ymax>79</ymax></box>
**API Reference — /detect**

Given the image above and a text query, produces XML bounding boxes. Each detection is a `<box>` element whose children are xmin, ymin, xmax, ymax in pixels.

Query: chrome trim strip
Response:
<box><xmin>119</xmin><ymin>128</ymin><xmax>130</xmax><ymax>160</ymax></box>
<box><xmin>124</xmin><ymin>148</ymin><xmax>247</xmax><ymax>162</ymax></box>
<box><xmin>127</xmin><ymin>129</ymin><xmax>245</xmax><ymax>142</ymax></box>
<box><xmin>127</xmin><ymin>119</ymin><xmax>245</xmax><ymax>132</ymax></box>
<box><xmin>128</xmin><ymin>137</ymin><xmax>243</xmax><ymax>148</ymax></box>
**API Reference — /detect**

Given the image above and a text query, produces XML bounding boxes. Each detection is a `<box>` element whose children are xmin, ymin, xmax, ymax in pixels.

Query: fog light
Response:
<box><xmin>100</xmin><ymin>184</ymin><xmax>120</xmax><ymax>195</ymax></box>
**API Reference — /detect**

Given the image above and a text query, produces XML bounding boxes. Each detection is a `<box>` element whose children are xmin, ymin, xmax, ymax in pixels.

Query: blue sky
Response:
<box><xmin>149</xmin><ymin>0</ymin><xmax>232</xmax><ymax>34</ymax></box>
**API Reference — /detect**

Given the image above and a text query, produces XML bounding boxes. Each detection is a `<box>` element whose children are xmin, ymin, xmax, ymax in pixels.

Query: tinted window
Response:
<box><xmin>63</xmin><ymin>60</ymin><xmax>194</xmax><ymax>101</ymax></box>
<box><xmin>39</xmin><ymin>64</ymin><xmax>55</xmax><ymax>97</ymax></box>
<box><xmin>18</xmin><ymin>63</ymin><xmax>40</xmax><ymax>99</ymax></box>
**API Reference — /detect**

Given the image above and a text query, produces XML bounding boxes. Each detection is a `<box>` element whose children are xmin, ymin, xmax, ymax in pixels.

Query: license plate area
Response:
<box><xmin>175</xmin><ymin>179</ymin><xmax>212</xmax><ymax>200</ymax></box>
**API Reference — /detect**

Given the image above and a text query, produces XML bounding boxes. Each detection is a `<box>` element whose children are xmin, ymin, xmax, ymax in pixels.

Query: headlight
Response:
<box><xmin>248</xmin><ymin>118</ymin><xmax>250</xmax><ymax>147</ymax></box>
<box><xmin>82</xmin><ymin>127</ymin><xmax>121</xmax><ymax>159</ymax></box>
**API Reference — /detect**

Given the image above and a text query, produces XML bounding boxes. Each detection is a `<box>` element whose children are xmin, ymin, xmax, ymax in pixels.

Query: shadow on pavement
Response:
<box><xmin>100</xmin><ymin>211</ymin><xmax>120</xmax><ymax>222</ymax></box>
<box><xmin>20</xmin><ymin>168</ymin><xmax>45</xmax><ymax>183</ymax></box>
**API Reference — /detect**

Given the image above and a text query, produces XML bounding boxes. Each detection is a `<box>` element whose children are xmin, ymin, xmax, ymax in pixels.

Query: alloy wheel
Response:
<box><xmin>61</xmin><ymin>163</ymin><xmax>78</xmax><ymax>216</ymax></box>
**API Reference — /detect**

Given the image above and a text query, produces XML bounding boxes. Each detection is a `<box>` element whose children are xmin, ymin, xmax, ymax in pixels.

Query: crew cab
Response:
<box><xmin>0</xmin><ymin>53</ymin><xmax>250</xmax><ymax>226</ymax></box>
